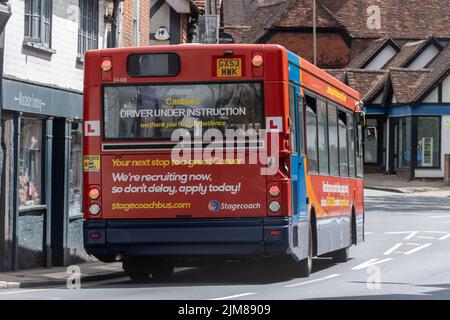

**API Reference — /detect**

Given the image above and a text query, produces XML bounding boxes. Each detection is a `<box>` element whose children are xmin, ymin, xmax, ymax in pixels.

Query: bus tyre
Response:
<box><xmin>331</xmin><ymin>247</ymin><xmax>350</xmax><ymax>263</ymax></box>
<box><xmin>298</xmin><ymin>226</ymin><xmax>313</xmax><ymax>277</ymax></box>
<box><xmin>123</xmin><ymin>260</ymin><xmax>151</xmax><ymax>282</ymax></box>
<box><xmin>151</xmin><ymin>265</ymin><xmax>174</xmax><ymax>282</ymax></box>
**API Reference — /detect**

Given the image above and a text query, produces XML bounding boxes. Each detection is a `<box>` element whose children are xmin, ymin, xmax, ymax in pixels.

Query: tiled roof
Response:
<box><xmin>332</xmin><ymin>0</ymin><xmax>450</xmax><ymax>39</ymax></box>
<box><xmin>346</xmin><ymin>70</ymin><xmax>389</xmax><ymax>101</ymax></box>
<box><xmin>225</xmin><ymin>0</ymin><xmax>450</xmax><ymax>43</ymax></box>
<box><xmin>389</xmin><ymin>69</ymin><xmax>432</xmax><ymax>104</ymax></box>
<box><xmin>346</xmin><ymin>37</ymin><xmax>399</xmax><ymax>69</ymax></box>
<box><xmin>323</xmin><ymin>69</ymin><xmax>347</xmax><ymax>82</ymax></box>
<box><xmin>235</xmin><ymin>1</ymin><xmax>292</xmax><ymax>43</ymax></box>
<box><xmin>273</xmin><ymin>0</ymin><xmax>344</xmax><ymax>29</ymax></box>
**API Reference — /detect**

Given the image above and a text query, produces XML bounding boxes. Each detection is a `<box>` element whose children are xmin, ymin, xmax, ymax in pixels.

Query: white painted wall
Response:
<box><xmin>3</xmin><ymin>0</ymin><xmax>107</xmax><ymax>93</ymax></box>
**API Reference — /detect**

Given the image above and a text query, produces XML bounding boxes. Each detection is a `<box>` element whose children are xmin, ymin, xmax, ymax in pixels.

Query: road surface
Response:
<box><xmin>2</xmin><ymin>189</ymin><xmax>450</xmax><ymax>300</ymax></box>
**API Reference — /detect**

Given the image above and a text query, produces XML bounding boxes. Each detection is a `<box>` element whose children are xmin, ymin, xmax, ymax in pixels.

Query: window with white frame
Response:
<box><xmin>78</xmin><ymin>0</ymin><xmax>99</xmax><ymax>58</ymax></box>
<box><xmin>24</xmin><ymin>0</ymin><xmax>52</xmax><ymax>47</ymax></box>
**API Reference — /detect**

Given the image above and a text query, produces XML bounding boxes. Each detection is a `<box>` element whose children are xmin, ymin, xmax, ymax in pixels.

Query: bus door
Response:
<box><xmin>288</xmin><ymin>86</ymin><xmax>308</xmax><ymax>222</ymax></box>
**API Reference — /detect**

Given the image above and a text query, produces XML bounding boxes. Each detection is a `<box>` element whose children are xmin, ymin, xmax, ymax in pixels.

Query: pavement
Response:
<box><xmin>0</xmin><ymin>261</ymin><xmax>124</xmax><ymax>289</ymax></box>
<box><xmin>1</xmin><ymin>189</ymin><xmax>450</xmax><ymax>299</ymax></box>
<box><xmin>364</xmin><ymin>173</ymin><xmax>450</xmax><ymax>196</ymax></box>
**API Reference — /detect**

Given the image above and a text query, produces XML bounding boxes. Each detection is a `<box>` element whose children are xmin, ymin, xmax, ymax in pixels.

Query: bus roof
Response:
<box><xmin>85</xmin><ymin>44</ymin><xmax>360</xmax><ymax>109</ymax></box>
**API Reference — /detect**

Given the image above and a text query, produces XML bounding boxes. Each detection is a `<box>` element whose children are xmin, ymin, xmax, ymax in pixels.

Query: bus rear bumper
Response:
<box><xmin>84</xmin><ymin>218</ymin><xmax>290</xmax><ymax>261</ymax></box>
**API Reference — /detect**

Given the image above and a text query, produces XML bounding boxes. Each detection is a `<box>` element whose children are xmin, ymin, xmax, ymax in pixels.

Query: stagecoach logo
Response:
<box><xmin>208</xmin><ymin>200</ymin><xmax>221</xmax><ymax>213</ymax></box>
<box><xmin>14</xmin><ymin>92</ymin><xmax>45</xmax><ymax>111</ymax></box>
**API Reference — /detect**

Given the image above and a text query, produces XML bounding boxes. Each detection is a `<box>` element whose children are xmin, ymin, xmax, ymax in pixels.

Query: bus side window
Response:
<box><xmin>355</xmin><ymin>114</ymin><xmax>364</xmax><ymax>177</ymax></box>
<box><xmin>347</xmin><ymin>113</ymin><xmax>356</xmax><ymax>178</ymax></box>
<box><xmin>328</xmin><ymin>103</ymin><xmax>339</xmax><ymax>176</ymax></box>
<box><xmin>305</xmin><ymin>95</ymin><xmax>318</xmax><ymax>173</ymax></box>
<box><xmin>297</xmin><ymin>94</ymin><xmax>306</xmax><ymax>155</ymax></box>
<box><xmin>289</xmin><ymin>86</ymin><xmax>297</xmax><ymax>154</ymax></box>
<box><xmin>317</xmin><ymin>99</ymin><xmax>329</xmax><ymax>175</ymax></box>
<box><xmin>338</xmin><ymin>110</ymin><xmax>349</xmax><ymax>177</ymax></box>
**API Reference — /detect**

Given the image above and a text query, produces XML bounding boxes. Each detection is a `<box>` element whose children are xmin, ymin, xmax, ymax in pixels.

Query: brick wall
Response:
<box><xmin>120</xmin><ymin>0</ymin><xmax>150</xmax><ymax>47</ymax></box>
<box><xmin>266</xmin><ymin>32</ymin><xmax>350</xmax><ymax>69</ymax></box>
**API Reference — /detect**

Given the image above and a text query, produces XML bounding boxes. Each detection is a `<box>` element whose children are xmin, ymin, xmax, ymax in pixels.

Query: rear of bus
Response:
<box><xmin>83</xmin><ymin>44</ymin><xmax>294</xmax><ymax>278</ymax></box>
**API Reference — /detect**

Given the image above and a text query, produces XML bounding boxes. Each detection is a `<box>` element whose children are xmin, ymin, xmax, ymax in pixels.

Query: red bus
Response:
<box><xmin>83</xmin><ymin>44</ymin><xmax>365</xmax><ymax>281</ymax></box>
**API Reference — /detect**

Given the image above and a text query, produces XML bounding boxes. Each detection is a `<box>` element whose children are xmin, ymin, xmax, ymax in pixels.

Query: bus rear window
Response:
<box><xmin>127</xmin><ymin>53</ymin><xmax>180</xmax><ymax>77</ymax></box>
<box><xmin>103</xmin><ymin>82</ymin><xmax>263</xmax><ymax>140</ymax></box>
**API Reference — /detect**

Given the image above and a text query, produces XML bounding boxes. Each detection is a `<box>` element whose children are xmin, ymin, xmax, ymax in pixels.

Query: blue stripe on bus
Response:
<box><xmin>288</xmin><ymin>50</ymin><xmax>301</xmax><ymax>86</ymax></box>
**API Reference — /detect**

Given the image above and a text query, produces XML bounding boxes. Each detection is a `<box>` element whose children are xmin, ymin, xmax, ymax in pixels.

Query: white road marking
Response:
<box><xmin>404</xmin><ymin>243</ymin><xmax>432</xmax><ymax>255</ymax></box>
<box><xmin>439</xmin><ymin>234</ymin><xmax>450</xmax><ymax>240</ymax></box>
<box><xmin>210</xmin><ymin>292</ymin><xmax>256</xmax><ymax>300</ymax></box>
<box><xmin>352</xmin><ymin>258</ymin><xmax>393</xmax><ymax>270</ymax></box>
<box><xmin>429</xmin><ymin>216</ymin><xmax>450</xmax><ymax>219</ymax></box>
<box><xmin>417</xmin><ymin>236</ymin><xmax>437</xmax><ymax>240</ymax></box>
<box><xmin>383</xmin><ymin>243</ymin><xmax>403</xmax><ymax>255</ymax></box>
<box><xmin>284</xmin><ymin>274</ymin><xmax>340</xmax><ymax>288</ymax></box>
<box><xmin>404</xmin><ymin>231</ymin><xmax>419</xmax><ymax>240</ymax></box>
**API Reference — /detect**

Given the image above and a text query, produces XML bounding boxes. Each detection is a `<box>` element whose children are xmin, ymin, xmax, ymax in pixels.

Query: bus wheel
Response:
<box><xmin>151</xmin><ymin>265</ymin><xmax>174</xmax><ymax>282</ymax></box>
<box><xmin>123</xmin><ymin>259</ymin><xmax>151</xmax><ymax>282</ymax></box>
<box><xmin>331</xmin><ymin>247</ymin><xmax>350</xmax><ymax>263</ymax></box>
<box><xmin>298</xmin><ymin>226</ymin><xmax>313</xmax><ymax>277</ymax></box>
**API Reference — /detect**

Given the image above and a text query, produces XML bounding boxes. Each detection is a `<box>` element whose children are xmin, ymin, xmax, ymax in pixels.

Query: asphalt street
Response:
<box><xmin>2</xmin><ymin>189</ymin><xmax>450</xmax><ymax>300</ymax></box>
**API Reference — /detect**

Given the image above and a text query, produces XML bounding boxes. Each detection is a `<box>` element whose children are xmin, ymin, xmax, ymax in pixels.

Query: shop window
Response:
<box><xmin>328</xmin><ymin>104</ymin><xmax>339</xmax><ymax>176</ymax></box>
<box><xmin>417</xmin><ymin>117</ymin><xmax>440</xmax><ymax>168</ymax></box>
<box><xmin>69</xmin><ymin>122</ymin><xmax>83</xmax><ymax>217</ymax></box>
<box><xmin>398</xmin><ymin>117</ymin><xmax>411</xmax><ymax>168</ymax></box>
<box><xmin>24</xmin><ymin>0</ymin><xmax>52</xmax><ymax>47</ymax></box>
<box><xmin>317</xmin><ymin>99</ymin><xmax>329</xmax><ymax>175</ymax></box>
<box><xmin>364</xmin><ymin>119</ymin><xmax>378</xmax><ymax>164</ymax></box>
<box><xmin>305</xmin><ymin>95</ymin><xmax>318</xmax><ymax>173</ymax></box>
<box><xmin>19</xmin><ymin>118</ymin><xmax>43</xmax><ymax>208</ymax></box>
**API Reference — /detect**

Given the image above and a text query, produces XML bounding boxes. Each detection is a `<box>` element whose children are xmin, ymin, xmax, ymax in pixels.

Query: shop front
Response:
<box><xmin>0</xmin><ymin>78</ymin><xmax>85</xmax><ymax>270</ymax></box>
<box><xmin>386</xmin><ymin>106</ymin><xmax>450</xmax><ymax>180</ymax></box>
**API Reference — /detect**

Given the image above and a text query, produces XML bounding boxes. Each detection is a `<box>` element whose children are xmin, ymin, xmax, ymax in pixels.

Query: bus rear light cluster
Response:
<box><xmin>88</xmin><ymin>187</ymin><xmax>101</xmax><ymax>200</ymax></box>
<box><xmin>269</xmin><ymin>201</ymin><xmax>281</xmax><ymax>213</ymax></box>
<box><xmin>268</xmin><ymin>185</ymin><xmax>281</xmax><ymax>197</ymax></box>
<box><xmin>88</xmin><ymin>232</ymin><xmax>101</xmax><ymax>239</ymax></box>
<box><xmin>89</xmin><ymin>204</ymin><xmax>101</xmax><ymax>215</ymax></box>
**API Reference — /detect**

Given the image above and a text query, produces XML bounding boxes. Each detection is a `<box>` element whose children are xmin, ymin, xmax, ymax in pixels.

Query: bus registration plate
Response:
<box><xmin>216</xmin><ymin>58</ymin><xmax>242</xmax><ymax>78</ymax></box>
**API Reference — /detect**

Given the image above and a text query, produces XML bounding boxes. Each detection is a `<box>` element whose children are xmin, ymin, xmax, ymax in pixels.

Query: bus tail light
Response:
<box><xmin>89</xmin><ymin>204</ymin><xmax>101</xmax><ymax>216</ymax></box>
<box><xmin>88</xmin><ymin>187</ymin><xmax>101</xmax><ymax>200</ymax></box>
<box><xmin>268</xmin><ymin>185</ymin><xmax>281</xmax><ymax>197</ymax></box>
<box><xmin>88</xmin><ymin>232</ymin><xmax>101</xmax><ymax>239</ymax></box>
<box><xmin>269</xmin><ymin>201</ymin><xmax>281</xmax><ymax>213</ymax></box>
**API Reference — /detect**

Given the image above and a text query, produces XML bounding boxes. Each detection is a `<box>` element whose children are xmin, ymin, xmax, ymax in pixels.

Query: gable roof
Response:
<box><xmin>345</xmin><ymin>70</ymin><xmax>389</xmax><ymax>101</ymax></box>
<box><xmin>388</xmin><ymin>69</ymin><xmax>432</xmax><ymax>104</ymax></box>
<box><xmin>346</xmin><ymin>36</ymin><xmax>400</xmax><ymax>69</ymax></box>
<box><xmin>385</xmin><ymin>37</ymin><xmax>443</xmax><ymax>68</ymax></box>
<box><xmin>411</xmin><ymin>42</ymin><xmax>450</xmax><ymax>102</ymax></box>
